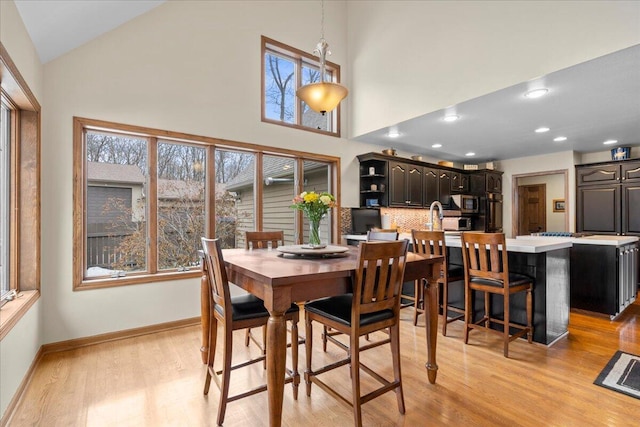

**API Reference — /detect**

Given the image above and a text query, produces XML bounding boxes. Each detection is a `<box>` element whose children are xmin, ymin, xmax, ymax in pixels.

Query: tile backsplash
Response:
<box><xmin>341</xmin><ymin>207</ymin><xmax>432</xmax><ymax>234</ymax></box>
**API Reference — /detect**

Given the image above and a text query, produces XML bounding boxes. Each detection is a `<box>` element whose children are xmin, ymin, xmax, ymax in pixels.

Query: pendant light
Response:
<box><xmin>296</xmin><ymin>0</ymin><xmax>348</xmax><ymax>115</ymax></box>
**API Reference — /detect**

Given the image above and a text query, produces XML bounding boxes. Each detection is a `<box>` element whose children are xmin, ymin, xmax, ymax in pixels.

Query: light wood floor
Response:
<box><xmin>8</xmin><ymin>297</ymin><xmax>640</xmax><ymax>427</ymax></box>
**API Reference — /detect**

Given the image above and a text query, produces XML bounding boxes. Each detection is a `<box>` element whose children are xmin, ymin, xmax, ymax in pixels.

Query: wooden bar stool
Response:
<box><xmin>304</xmin><ymin>240</ymin><xmax>409</xmax><ymax>427</ymax></box>
<box><xmin>200</xmin><ymin>237</ymin><xmax>299</xmax><ymax>425</ymax></box>
<box><xmin>411</xmin><ymin>230</ymin><xmax>465</xmax><ymax>335</ymax></box>
<box><xmin>460</xmin><ymin>232</ymin><xmax>533</xmax><ymax>357</ymax></box>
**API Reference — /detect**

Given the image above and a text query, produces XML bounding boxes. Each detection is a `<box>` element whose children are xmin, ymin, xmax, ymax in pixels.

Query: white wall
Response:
<box><xmin>517</xmin><ymin>174</ymin><xmax>567</xmax><ymax>233</ymax></box>
<box><xmin>0</xmin><ymin>0</ymin><xmax>44</xmax><ymax>418</ymax></box>
<box><xmin>39</xmin><ymin>0</ymin><xmax>394</xmax><ymax>345</ymax></box>
<box><xmin>347</xmin><ymin>1</ymin><xmax>640</xmax><ymax>138</ymax></box>
<box><xmin>500</xmin><ymin>151</ymin><xmax>577</xmax><ymax>237</ymax></box>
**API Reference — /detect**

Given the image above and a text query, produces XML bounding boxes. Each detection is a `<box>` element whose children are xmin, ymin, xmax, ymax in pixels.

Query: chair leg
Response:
<box><xmin>464</xmin><ymin>287</ymin><xmax>471</xmax><ymax>344</ymax></box>
<box><xmin>290</xmin><ymin>316</ymin><xmax>299</xmax><ymax>400</ymax></box>
<box><xmin>217</xmin><ymin>325</ymin><xmax>233</xmax><ymax>426</ymax></box>
<box><xmin>305</xmin><ymin>315</ymin><xmax>313</xmax><ymax>397</ymax></box>
<box><xmin>262</xmin><ymin>325</ymin><xmax>267</xmax><ymax>369</ymax></box>
<box><xmin>503</xmin><ymin>292</ymin><xmax>510</xmax><ymax>358</ymax></box>
<box><xmin>389</xmin><ymin>323</ymin><xmax>405</xmax><ymax>415</ymax></box>
<box><xmin>484</xmin><ymin>291</ymin><xmax>491</xmax><ymax>328</ymax></box>
<box><xmin>527</xmin><ymin>288</ymin><xmax>533</xmax><ymax>343</ymax></box>
<box><xmin>441</xmin><ymin>280</ymin><xmax>448</xmax><ymax>336</ymax></box>
<box><xmin>244</xmin><ymin>328</ymin><xmax>250</xmax><ymax>346</ymax></box>
<box><xmin>413</xmin><ymin>279</ymin><xmax>421</xmax><ymax>326</ymax></box>
<box><xmin>203</xmin><ymin>317</ymin><xmax>218</xmax><ymax>395</ymax></box>
<box><xmin>322</xmin><ymin>325</ymin><xmax>328</xmax><ymax>352</ymax></box>
<box><xmin>350</xmin><ymin>332</ymin><xmax>363</xmax><ymax>427</ymax></box>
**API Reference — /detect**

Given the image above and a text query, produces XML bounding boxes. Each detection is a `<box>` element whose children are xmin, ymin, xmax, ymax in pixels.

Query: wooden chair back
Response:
<box><xmin>460</xmin><ymin>232</ymin><xmax>509</xmax><ymax>283</ymax></box>
<box><xmin>353</xmin><ymin>240</ymin><xmax>409</xmax><ymax>318</ymax></box>
<box><xmin>411</xmin><ymin>229</ymin><xmax>447</xmax><ymax>275</ymax></box>
<box><xmin>201</xmin><ymin>237</ymin><xmax>232</xmax><ymax>322</ymax></box>
<box><xmin>245</xmin><ymin>231</ymin><xmax>284</xmax><ymax>249</ymax></box>
<box><xmin>366</xmin><ymin>230</ymin><xmax>399</xmax><ymax>242</ymax></box>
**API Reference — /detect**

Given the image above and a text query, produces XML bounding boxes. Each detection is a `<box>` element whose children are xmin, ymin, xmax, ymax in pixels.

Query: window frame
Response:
<box><xmin>261</xmin><ymin>36</ymin><xmax>343</xmax><ymax>137</ymax></box>
<box><xmin>0</xmin><ymin>42</ymin><xmax>41</xmax><ymax>339</ymax></box>
<box><xmin>1</xmin><ymin>100</ymin><xmax>10</xmax><ymax>300</ymax></box>
<box><xmin>73</xmin><ymin>117</ymin><xmax>341</xmax><ymax>290</ymax></box>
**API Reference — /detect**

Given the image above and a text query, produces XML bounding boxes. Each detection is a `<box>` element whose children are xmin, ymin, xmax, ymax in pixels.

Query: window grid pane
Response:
<box><xmin>85</xmin><ymin>131</ymin><xmax>148</xmax><ymax>278</ymax></box>
<box><xmin>157</xmin><ymin>142</ymin><xmax>206</xmax><ymax>271</ymax></box>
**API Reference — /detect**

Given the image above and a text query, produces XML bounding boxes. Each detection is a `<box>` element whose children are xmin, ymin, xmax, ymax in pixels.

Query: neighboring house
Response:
<box><xmin>86</xmin><ymin>162</ymin><xmax>146</xmax><ymax>269</ymax></box>
<box><xmin>226</xmin><ymin>157</ymin><xmax>331</xmax><ymax>246</ymax></box>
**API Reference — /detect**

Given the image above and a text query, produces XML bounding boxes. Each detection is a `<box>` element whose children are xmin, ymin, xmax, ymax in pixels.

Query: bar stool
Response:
<box><xmin>460</xmin><ymin>232</ymin><xmax>533</xmax><ymax>357</ymax></box>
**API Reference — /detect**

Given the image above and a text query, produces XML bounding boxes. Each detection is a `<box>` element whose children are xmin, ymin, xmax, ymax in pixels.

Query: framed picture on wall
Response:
<box><xmin>553</xmin><ymin>199</ymin><xmax>565</xmax><ymax>212</ymax></box>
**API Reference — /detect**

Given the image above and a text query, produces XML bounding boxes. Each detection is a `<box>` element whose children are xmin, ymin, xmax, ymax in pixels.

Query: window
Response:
<box><xmin>0</xmin><ymin>101</ymin><xmax>9</xmax><ymax>300</ymax></box>
<box><xmin>0</xmin><ymin>42</ymin><xmax>41</xmax><ymax>335</ymax></box>
<box><xmin>74</xmin><ymin>117</ymin><xmax>340</xmax><ymax>289</ymax></box>
<box><xmin>262</xmin><ymin>36</ymin><xmax>342</xmax><ymax>137</ymax></box>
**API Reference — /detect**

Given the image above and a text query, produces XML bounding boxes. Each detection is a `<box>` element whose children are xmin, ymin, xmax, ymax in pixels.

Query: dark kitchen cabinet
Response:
<box><xmin>438</xmin><ymin>170</ymin><xmax>452</xmax><ymax>205</ymax></box>
<box><xmin>570</xmin><ymin>242</ymin><xmax>639</xmax><ymax>317</ymax></box>
<box><xmin>450</xmin><ymin>171</ymin><xmax>470</xmax><ymax>193</ymax></box>
<box><xmin>358</xmin><ymin>158</ymin><xmax>387</xmax><ymax>207</ymax></box>
<box><xmin>576</xmin><ymin>159</ymin><xmax>640</xmax><ymax>236</ymax></box>
<box><xmin>470</xmin><ymin>171</ymin><xmax>503</xmax><ymax>196</ymax></box>
<box><xmin>389</xmin><ymin>161</ymin><xmax>423</xmax><ymax>207</ymax></box>
<box><xmin>423</xmin><ymin>167</ymin><xmax>439</xmax><ymax>206</ymax></box>
<box><xmin>576</xmin><ymin>185</ymin><xmax>620</xmax><ymax>234</ymax></box>
<box><xmin>486</xmin><ymin>172</ymin><xmax>502</xmax><ymax>193</ymax></box>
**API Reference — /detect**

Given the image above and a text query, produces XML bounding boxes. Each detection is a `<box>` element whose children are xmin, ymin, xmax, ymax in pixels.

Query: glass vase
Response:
<box><xmin>308</xmin><ymin>218</ymin><xmax>324</xmax><ymax>248</ymax></box>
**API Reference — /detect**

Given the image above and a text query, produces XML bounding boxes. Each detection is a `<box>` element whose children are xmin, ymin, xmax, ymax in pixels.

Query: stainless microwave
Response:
<box><xmin>451</xmin><ymin>194</ymin><xmax>479</xmax><ymax>214</ymax></box>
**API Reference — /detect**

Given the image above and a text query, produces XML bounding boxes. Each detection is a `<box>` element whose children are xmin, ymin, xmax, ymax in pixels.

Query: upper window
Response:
<box><xmin>74</xmin><ymin>117</ymin><xmax>340</xmax><ymax>290</ymax></box>
<box><xmin>261</xmin><ymin>36</ymin><xmax>342</xmax><ymax>137</ymax></box>
<box><xmin>0</xmin><ymin>101</ymin><xmax>10</xmax><ymax>300</ymax></box>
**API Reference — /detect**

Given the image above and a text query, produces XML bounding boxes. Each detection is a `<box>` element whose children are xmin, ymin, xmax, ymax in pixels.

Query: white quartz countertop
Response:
<box><xmin>516</xmin><ymin>234</ymin><xmax>639</xmax><ymax>247</ymax></box>
<box><xmin>342</xmin><ymin>233</ymin><xmax>573</xmax><ymax>254</ymax></box>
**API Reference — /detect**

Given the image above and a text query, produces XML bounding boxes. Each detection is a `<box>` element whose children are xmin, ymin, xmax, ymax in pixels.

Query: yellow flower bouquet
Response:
<box><xmin>290</xmin><ymin>191</ymin><xmax>336</xmax><ymax>247</ymax></box>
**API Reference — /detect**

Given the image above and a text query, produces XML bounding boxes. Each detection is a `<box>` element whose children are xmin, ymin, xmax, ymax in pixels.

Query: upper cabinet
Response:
<box><xmin>486</xmin><ymin>172</ymin><xmax>503</xmax><ymax>193</ymax></box>
<box><xmin>358</xmin><ymin>157</ymin><xmax>387</xmax><ymax>207</ymax></box>
<box><xmin>470</xmin><ymin>170</ymin><xmax>503</xmax><ymax>196</ymax></box>
<box><xmin>576</xmin><ymin>159</ymin><xmax>640</xmax><ymax>236</ymax></box>
<box><xmin>357</xmin><ymin>153</ymin><xmax>488</xmax><ymax>208</ymax></box>
<box><xmin>389</xmin><ymin>160</ymin><xmax>423</xmax><ymax>207</ymax></box>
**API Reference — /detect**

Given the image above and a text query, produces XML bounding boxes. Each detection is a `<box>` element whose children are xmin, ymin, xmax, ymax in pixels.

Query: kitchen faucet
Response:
<box><xmin>428</xmin><ymin>201</ymin><xmax>443</xmax><ymax>231</ymax></box>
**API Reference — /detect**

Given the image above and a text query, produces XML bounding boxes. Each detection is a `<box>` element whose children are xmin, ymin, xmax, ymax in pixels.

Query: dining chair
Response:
<box><xmin>304</xmin><ymin>240</ymin><xmax>409</xmax><ymax>427</ymax></box>
<box><xmin>366</xmin><ymin>229</ymin><xmax>399</xmax><ymax>242</ymax></box>
<box><xmin>460</xmin><ymin>232</ymin><xmax>533</xmax><ymax>357</ymax></box>
<box><xmin>322</xmin><ymin>228</ymin><xmax>400</xmax><ymax>351</ymax></box>
<box><xmin>200</xmin><ymin>237</ymin><xmax>299</xmax><ymax>425</ymax></box>
<box><xmin>243</xmin><ymin>231</ymin><xmax>286</xmax><ymax>360</ymax></box>
<box><xmin>411</xmin><ymin>230</ymin><xmax>465</xmax><ymax>335</ymax></box>
<box><xmin>245</xmin><ymin>230</ymin><xmax>284</xmax><ymax>250</ymax></box>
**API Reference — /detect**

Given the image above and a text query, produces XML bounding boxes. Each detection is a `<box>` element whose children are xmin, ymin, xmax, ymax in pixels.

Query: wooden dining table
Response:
<box><xmin>199</xmin><ymin>245</ymin><xmax>444</xmax><ymax>427</ymax></box>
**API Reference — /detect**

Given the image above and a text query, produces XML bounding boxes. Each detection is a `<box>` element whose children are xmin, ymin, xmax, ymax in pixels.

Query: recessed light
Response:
<box><xmin>387</xmin><ymin>131</ymin><xmax>400</xmax><ymax>138</ymax></box>
<box><xmin>535</xmin><ymin>127</ymin><xmax>550</xmax><ymax>133</ymax></box>
<box><xmin>603</xmin><ymin>139</ymin><xmax>618</xmax><ymax>145</ymax></box>
<box><xmin>554</xmin><ymin>136</ymin><xmax>567</xmax><ymax>142</ymax></box>
<box><xmin>465</xmin><ymin>152</ymin><xmax>475</xmax><ymax>157</ymax></box>
<box><xmin>524</xmin><ymin>88</ymin><xmax>549</xmax><ymax>98</ymax></box>
<box><xmin>443</xmin><ymin>114</ymin><xmax>459</xmax><ymax>122</ymax></box>
<box><xmin>431</xmin><ymin>143</ymin><xmax>442</xmax><ymax>148</ymax></box>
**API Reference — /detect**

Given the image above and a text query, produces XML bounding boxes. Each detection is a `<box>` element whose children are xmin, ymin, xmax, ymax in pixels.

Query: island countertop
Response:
<box><xmin>342</xmin><ymin>233</ymin><xmax>573</xmax><ymax>254</ymax></box>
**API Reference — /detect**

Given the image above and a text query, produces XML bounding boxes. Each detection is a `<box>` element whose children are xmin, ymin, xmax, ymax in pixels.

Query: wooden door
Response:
<box><xmin>517</xmin><ymin>184</ymin><xmax>546</xmax><ymax>235</ymax></box>
<box><xmin>389</xmin><ymin>161</ymin><xmax>407</xmax><ymax>206</ymax></box>
<box><xmin>407</xmin><ymin>165</ymin><xmax>423</xmax><ymax>206</ymax></box>
<box><xmin>423</xmin><ymin>168</ymin><xmax>439</xmax><ymax>206</ymax></box>
<box><xmin>438</xmin><ymin>171</ymin><xmax>452</xmax><ymax>205</ymax></box>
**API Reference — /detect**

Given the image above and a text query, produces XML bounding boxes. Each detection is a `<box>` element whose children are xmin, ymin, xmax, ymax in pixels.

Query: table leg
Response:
<box><xmin>423</xmin><ymin>267</ymin><xmax>439</xmax><ymax>384</ymax></box>
<box><xmin>266</xmin><ymin>311</ymin><xmax>287</xmax><ymax>427</ymax></box>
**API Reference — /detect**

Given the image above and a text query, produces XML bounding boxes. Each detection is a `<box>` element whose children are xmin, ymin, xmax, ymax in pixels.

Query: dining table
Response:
<box><xmin>199</xmin><ymin>244</ymin><xmax>444</xmax><ymax>427</ymax></box>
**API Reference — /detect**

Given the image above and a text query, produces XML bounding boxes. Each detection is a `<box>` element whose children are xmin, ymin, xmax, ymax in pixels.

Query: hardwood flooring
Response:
<box><xmin>8</xmin><ymin>297</ymin><xmax>640</xmax><ymax>426</ymax></box>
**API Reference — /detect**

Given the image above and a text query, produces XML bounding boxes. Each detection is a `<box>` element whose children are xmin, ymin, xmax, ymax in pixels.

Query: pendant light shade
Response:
<box><xmin>296</xmin><ymin>81</ymin><xmax>348</xmax><ymax>114</ymax></box>
<box><xmin>296</xmin><ymin>1</ymin><xmax>348</xmax><ymax>115</ymax></box>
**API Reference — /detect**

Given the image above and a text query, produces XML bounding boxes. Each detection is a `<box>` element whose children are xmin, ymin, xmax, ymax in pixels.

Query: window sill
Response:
<box><xmin>0</xmin><ymin>290</ymin><xmax>39</xmax><ymax>341</ymax></box>
<box><xmin>75</xmin><ymin>269</ymin><xmax>201</xmax><ymax>291</ymax></box>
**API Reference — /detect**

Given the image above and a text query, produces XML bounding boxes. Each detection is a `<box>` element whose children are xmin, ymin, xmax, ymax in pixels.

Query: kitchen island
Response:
<box><xmin>344</xmin><ymin>233</ymin><xmax>572</xmax><ymax>345</ymax></box>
